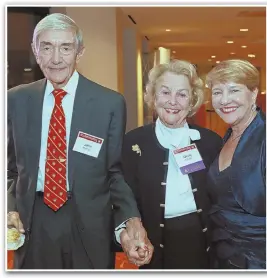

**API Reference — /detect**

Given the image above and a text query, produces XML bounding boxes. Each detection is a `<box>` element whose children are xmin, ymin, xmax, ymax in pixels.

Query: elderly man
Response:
<box><xmin>7</xmin><ymin>13</ymin><xmax>153</xmax><ymax>269</ymax></box>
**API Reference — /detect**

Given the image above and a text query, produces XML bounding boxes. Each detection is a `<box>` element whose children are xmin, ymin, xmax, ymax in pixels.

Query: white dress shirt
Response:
<box><xmin>155</xmin><ymin>118</ymin><xmax>200</xmax><ymax>218</ymax></box>
<box><xmin>36</xmin><ymin>70</ymin><xmax>79</xmax><ymax>191</ymax></box>
<box><xmin>36</xmin><ymin>71</ymin><xmax>127</xmax><ymax>242</ymax></box>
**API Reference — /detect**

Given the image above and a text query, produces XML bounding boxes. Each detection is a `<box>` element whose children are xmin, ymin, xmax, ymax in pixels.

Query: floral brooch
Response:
<box><xmin>132</xmin><ymin>144</ymin><xmax>141</xmax><ymax>156</ymax></box>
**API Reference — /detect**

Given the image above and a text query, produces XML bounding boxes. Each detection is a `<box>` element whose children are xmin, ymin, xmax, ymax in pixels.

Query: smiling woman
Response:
<box><xmin>205</xmin><ymin>59</ymin><xmax>266</xmax><ymax>269</ymax></box>
<box><xmin>121</xmin><ymin>59</ymin><xmax>223</xmax><ymax>269</ymax></box>
<box><xmin>145</xmin><ymin>60</ymin><xmax>204</xmax><ymax>122</ymax></box>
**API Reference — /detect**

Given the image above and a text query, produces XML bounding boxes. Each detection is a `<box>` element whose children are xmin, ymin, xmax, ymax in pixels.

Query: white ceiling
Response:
<box><xmin>120</xmin><ymin>7</ymin><xmax>266</xmax><ymax>68</ymax></box>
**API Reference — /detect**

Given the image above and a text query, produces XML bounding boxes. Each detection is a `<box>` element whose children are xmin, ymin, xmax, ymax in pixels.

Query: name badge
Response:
<box><xmin>73</xmin><ymin>132</ymin><xmax>104</xmax><ymax>158</ymax></box>
<box><xmin>172</xmin><ymin>143</ymin><xmax>206</xmax><ymax>175</ymax></box>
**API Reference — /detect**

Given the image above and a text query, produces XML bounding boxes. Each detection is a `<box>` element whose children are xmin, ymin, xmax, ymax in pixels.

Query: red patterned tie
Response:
<box><xmin>44</xmin><ymin>89</ymin><xmax>68</xmax><ymax>211</ymax></box>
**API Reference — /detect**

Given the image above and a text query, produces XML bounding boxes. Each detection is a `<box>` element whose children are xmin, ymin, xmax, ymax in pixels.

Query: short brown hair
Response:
<box><xmin>206</xmin><ymin>59</ymin><xmax>259</xmax><ymax>91</ymax></box>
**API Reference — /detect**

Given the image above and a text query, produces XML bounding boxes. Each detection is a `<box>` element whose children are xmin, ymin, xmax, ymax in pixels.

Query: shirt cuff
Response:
<box><xmin>114</xmin><ymin>218</ymin><xmax>133</xmax><ymax>244</ymax></box>
<box><xmin>114</xmin><ymin>227</ymin><xmax>126</xmax><ymax>244</ymax></box>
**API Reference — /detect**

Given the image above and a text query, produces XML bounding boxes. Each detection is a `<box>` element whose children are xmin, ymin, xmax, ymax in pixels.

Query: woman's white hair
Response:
<box><xmin>145</xmin><ymin>59</ymin><xmax>204</xmax><ymax>117</ymax></box>
<box><xmin>32</xmin><ymin>13</ymin><xmax>84</xmax><ymax>52</ymax></box>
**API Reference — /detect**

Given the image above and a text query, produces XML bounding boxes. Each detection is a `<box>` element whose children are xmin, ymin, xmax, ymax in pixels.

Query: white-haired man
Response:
<box><xmin>7</xmin><ymin>13</ymin><xmax>153</xmax><ymax>269</ymax></box>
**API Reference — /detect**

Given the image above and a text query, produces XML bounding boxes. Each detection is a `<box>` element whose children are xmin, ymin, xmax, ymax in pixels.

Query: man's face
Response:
<box><xmin>32</xmin><ymin>29</ymin><xmax>84</xmax><ymax>88</ymax></box>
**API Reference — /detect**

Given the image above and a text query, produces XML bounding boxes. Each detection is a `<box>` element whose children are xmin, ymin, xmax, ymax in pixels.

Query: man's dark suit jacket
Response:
<box><xmin>7</xmin><ymin>73</ymin><xmax>140</xmax><ymax>268</ymax></box>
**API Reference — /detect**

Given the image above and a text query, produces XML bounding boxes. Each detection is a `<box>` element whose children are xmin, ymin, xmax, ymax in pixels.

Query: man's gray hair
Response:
<box><xmin>32</xmin><ymin>13</ymin><xmax>84</xmax><ymax>52</ymax></box>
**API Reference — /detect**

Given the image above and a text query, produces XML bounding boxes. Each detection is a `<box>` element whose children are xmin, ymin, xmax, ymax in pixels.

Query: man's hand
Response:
<box><xmin>7</xmin><ymin>211</ymin><xmax>24</xmax><ymax>233</ymax></box>
<box><xmin>120</xmin><ymin>217</ymin><xmax>154</xmax><ymax>266</ymax></box>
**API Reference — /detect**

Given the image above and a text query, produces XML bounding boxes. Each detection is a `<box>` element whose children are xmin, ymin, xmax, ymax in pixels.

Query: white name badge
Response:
<box><xmin>73</xmin><ymin>131</ymin><xmax>104</xmax><ymax>158</ymax></box>
<box><xmin>172</xmin><ymin>143</ymin><xmax>206</xmax><ymax>175</ymax></box>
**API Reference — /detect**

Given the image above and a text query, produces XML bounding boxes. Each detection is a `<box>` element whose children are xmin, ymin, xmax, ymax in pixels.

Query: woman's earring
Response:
<box><xmin>189</xmin><ymin>105</ymin><xmax>192</xmax><ymax>113</ymax></box>
<box><xmin>251</xmin><ymin>103</ymin><xmax>257</xmax><ymax>112</ymax></box>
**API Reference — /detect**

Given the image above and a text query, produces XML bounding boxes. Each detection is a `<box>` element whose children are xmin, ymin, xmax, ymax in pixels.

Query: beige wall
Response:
<box><xmin>50</xmin><ymin>7</ymin><xmax>119</xmax><ymax>92</ymax></box>
<box><xmin>66</xmin><ymin>7</ymin><xmax>118</xmax><ymax>91</ymax></box>
<box><xmin>116</xmin><ymin>8</ymin><xmax>124</xmax><ymax>94</ymax></box>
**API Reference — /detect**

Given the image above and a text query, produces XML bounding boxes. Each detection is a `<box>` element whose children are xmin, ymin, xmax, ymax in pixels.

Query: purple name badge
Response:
<box><xmin>180</xmin><ymin>160</ymin><xmax>206</xmax><ymax>175</ymax></box>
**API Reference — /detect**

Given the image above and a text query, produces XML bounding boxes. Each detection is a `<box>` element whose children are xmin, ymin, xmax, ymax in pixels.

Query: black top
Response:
<box><xmin>207</xmin><ymin>110</ymin><xmax>266</xmax><ymax>269</ymax></box>
<box><xmin>122</xmin><ymin>123</ymin><xmax>222</xmax><ymax>251</ymax></box>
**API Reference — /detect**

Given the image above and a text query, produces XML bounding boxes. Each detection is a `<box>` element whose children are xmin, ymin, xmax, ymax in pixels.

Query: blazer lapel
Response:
<box><xmin>27</xmin><ymin>79</ymin><xmax>47</xmax><ymax>179</ymax></box>
<box><xmin>67</xmin><ymin>75</ymin><xmax>96</xmax><ymax>189</ymax></box>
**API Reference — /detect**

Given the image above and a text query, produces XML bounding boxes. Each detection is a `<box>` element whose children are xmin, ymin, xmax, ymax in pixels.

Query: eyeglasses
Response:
<box><xmin>39</xmin><ymin>44</ymin><xmax>76</xmax><ymax>56</ymax></box>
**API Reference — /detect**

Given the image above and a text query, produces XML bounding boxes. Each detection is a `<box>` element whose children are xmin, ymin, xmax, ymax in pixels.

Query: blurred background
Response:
<box><xmin>7</xmin><ymin>6</ymin><xmax>266</xmax><ymax>269</ymax></box>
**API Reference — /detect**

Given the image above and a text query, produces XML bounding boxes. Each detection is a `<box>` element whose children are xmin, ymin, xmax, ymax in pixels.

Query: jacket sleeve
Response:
<box><xmin>107</xmin><ymin>94</ymin><xmax>140</xmax><ymax>227</ymax></box>
<box><xmin>121</xmin><ymin>129</ymin><xmax>143</xmax><ymax>215</ymax></box>
<box><xmin>261</xmin><ymin>138</ymin><xmax>266</xmax><ymax>186</ymax></box>
<box><xmin>7</xmin><ymin>94</ymin><xmax>18</xmax><ymax>212</ymax></box>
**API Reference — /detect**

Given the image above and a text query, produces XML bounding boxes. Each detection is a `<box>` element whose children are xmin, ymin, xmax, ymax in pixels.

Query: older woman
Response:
<box><xmin>121</xmin><ymin>60</ymin><xmax>222</xmax><ymax>269</ymax></box>
<box><xmin>206</xmin><ymin>59</ymin><xmax>266</xmax><ymax>269</ymax></box>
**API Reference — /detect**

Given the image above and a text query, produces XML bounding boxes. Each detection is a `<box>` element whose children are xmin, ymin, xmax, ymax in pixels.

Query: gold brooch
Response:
<box><xmin>132</xmin><ymin>144</ymin><xmax>141</xmax><ymax>156</ymax></box>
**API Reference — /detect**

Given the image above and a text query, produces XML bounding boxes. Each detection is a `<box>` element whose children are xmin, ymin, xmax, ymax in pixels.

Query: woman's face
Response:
<box><xmin>154</xmin><ymin>72</ymin><xmax>192</xmax><ymax>128</ymax></box>
<box><xmin>211</xmin><ymin>81</ymin><xmax>257</xmax><ymax>126</ymax></box>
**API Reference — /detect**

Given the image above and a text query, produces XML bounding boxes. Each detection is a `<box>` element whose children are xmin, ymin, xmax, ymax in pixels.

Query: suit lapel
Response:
<box><xmin>27</xmin><ymin>79</ymin><xmax>47</xmax><ymax>179</ymax></box>
<box><xmin>67</xmin><ymin>75</ymin><xmax>96</xmax><ymax>189</ymax></box>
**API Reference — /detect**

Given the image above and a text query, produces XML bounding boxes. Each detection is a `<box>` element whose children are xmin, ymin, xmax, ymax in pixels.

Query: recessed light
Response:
<box><xmin>241</xmin><ymin>45</ymin><xmax>247</xmax><ymax>48</ymax></box>
<box><xmin>248</xmin><ymin>54</ymin><xmax>256</xmax><ymax>58</ymax></box>
<box><xmin>211</xmin><ymin>55</ymin><xmax>216</xmax><ymax>58</ymax></box>
<box><xmin>172</xmin><ymin>51</ymin><xmax>176</xmax><ymax>53</ymax></box>
<box><xmin>227</xmin><ymin>41</ymin><xmax>234</xmax><ymax>44</ymax></box>
<box><xmin>166</xmin><ymin>29</ymin><xmax>171</xmax><ymax>32</ymax></box>
<box><xmin>208</xmin><ymin>59</ymin><xmax>212</xmax><ymax>62</ymax></box>
<box><xmin>216</xmin><ymin>61</ymin><xmax>220</xmax><ymax>64</ymax></box>
<box><xmin>261</xmin><ymin>91</ymin><xmax>266</xmax><ymax>95</ymax></box>
<box><xmin>240</xmin><ymin>28</ymin><xmax>249</xmax><ymax>32</ymax></box>
<box><xmin>230</xmin><ymin>52</ymin><xmax>235</xmax><ymax>55</ymax></box>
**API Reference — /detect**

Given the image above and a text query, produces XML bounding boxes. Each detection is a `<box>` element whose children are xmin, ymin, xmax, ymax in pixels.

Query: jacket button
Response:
<box><xmin>160</xmin><ymin>204</ymin><xmax>165</xmax><ymax>208</ymax></box>
<box><xmin>206</xmin><ymin>246</ymin><xmax>210</xmax><ymax>252</ymax></box>
<box><xmin>160</xmin><ymin>244</ymin><xmax>164</xmax><ymax>248</ymax></box>
<box><xmin>161</xmin><ymin>182</ymin><xmax>166</xmax><ymax>186</ymax></box>
<box><xmin>160</xmin><ymin>224</ymin><xmax>164</xmax><ymax>228</ymax></box>
<box><xmin>197</xmin><ymin>209</ymin><xmax>202</xmax><ymax>213</ymax></box>
<box><xmin>202</xmin><ymin>227</ymin><xmax>207</xmax><ymax>232</ymax></box>
<box><xmin>163</xmin><ymin>162</ymin><xmax>168</xmax><ymax>165</ymax></box>
<box><xmin>192</xmin><ymin>188</ymin><xmax>198</xmax><ymax>193</ymax></box>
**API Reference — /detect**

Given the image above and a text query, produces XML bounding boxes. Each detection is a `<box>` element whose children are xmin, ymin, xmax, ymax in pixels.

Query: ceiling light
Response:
<box><xmin>211</xmin><ymin>55</ymin><xmax>216</xmax><ymax>58</ymax></box>
<box><xmin>166</xmin><ymin>29</ymin><xmax>171</xmax><ymax>32</ymax></box>
<box><xmin>261</xmin><ymin>91</ymin><xmax>266</xmax><ymax>95</ymax></box>
<box><xmin>227</xmin><ymin>41</ymin><xmax>234</xmax><ymax>44</ymax></box>
<box><xmin>241</xmin><ymin>45</ymin><xmax>247</xmax><ymax>48</ymax></box>
<box><xmin>208</xmin><ymin>59</ymin><xmax>212</xmax><ymax>61</ymax></box>
<box><xmin>230</xmin><ymin>52</ymin><xmax>235</xmax><ymax>55</ymax></box>
<box><xmin>216</xmin><ymin>61</ymin><xmax>220</xmax><ymax>64</ymax></box>
<box><xmin>248</xmin><ymin>54</ymin><xmax>256</xmax><ymax>58</ymax></box>
<box><xmin>240</xmin><ymin>28</ymin><xmax>249</xmax><ymax>32</ymax></box>
<box><xmin>172</xmin><ymin>51</ymin><xmax>176</xmax><ymax>53</ymax></box>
